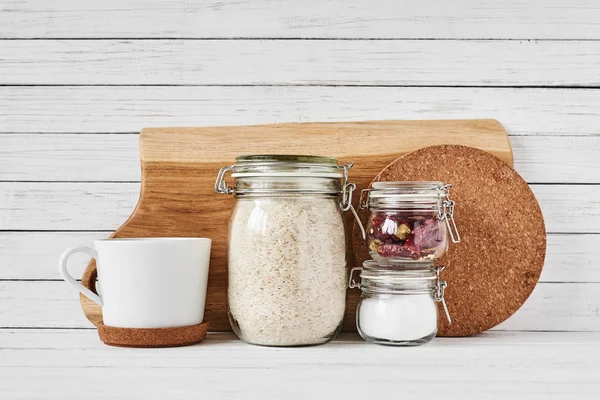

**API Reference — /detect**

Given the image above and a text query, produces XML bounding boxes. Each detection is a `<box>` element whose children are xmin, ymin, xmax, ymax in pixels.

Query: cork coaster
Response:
<box><xmin>97</xmin><ymin>321</ymin><xmax>209</xmax><ymax>348</ymax></box>
<box><xmin>352</xmin><ymin>145</ymin><xmax>546</xmax><ymax>337</ymax></box>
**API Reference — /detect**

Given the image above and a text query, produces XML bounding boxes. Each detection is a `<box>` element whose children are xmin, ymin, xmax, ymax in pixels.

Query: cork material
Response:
<box><xmin>352</xmin><ymin>145</ymin><xmax>546</xmax><ymax>337</ymax></box>
<box><xmin>97</xmin><ymin>321</ymin><xmax>209</xmax><ymax>348</ymax></box>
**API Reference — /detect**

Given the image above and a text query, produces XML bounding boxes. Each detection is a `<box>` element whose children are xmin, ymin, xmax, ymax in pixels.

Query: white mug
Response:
<box><xmin>59</xmin><ymin>238</ymin><xmax>211</xmax><ymax>329</ymax></box>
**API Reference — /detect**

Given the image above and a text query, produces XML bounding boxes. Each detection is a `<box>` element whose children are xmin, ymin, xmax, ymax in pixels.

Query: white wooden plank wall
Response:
<box><xmin>0</xmin><ymin>1</ymin><xmax>599</xmax><ymax>334</ymax></box>
<box><xmin>0</xmin><ymin>331</ymin><xmax>598</xmax><ymax>399</ymax></box>
<box><xmin>4</xmin><ymin>0</ymin><xmax>600</xmax><ymax>39</ymax></box>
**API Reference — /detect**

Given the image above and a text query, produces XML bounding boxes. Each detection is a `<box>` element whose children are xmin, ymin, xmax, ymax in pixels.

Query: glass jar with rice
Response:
<box><xmin>215</xmin><ymin>155</ymin><xmax>361</xmax><ymax>346</ymax></box>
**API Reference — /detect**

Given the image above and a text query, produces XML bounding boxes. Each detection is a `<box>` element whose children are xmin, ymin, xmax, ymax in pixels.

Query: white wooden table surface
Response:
<box><xmin>1</xmin><ymin>1</ymin><xmax>600</xmax><ymax>398</ymax></box>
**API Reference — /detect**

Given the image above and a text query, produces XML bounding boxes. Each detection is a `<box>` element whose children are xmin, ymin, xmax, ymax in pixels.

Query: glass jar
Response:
<box><xmin>349</xmin><ymin>260</ymin><xmax>450</xmax><ymax>346</ymax></box>
<box><xmin>360</xmin><ymin>181</ymin><xmax>460</xmax><ymax>262</ymax></box>
<box><xmin>215</xmin><ymin>155</ymin><xmax>360</xmax><ymax>347</ymax></box>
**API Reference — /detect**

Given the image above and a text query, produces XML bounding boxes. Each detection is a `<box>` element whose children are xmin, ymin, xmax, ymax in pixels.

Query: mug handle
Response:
<box><xmin>58</xmin><ymin>246</ymin><xmax>103</xmax><ymax>306</ymax></box>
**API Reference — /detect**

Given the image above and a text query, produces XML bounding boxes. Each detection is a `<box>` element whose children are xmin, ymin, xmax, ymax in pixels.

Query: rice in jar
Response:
<box><xmin>215</xmin><ymin>155</ymin><xmax>359</xmax><ymax>346</ymax></box>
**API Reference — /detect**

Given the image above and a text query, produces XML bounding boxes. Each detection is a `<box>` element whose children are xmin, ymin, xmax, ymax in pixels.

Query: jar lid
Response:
<box><xmin>236</xmin><ymin>154</ymin><xmax>338</xmax><ymax>164</ymax></box>
<box><xmin>362</xmin><ymin>259</ymin><xmax>435</xmax><ymax>270</ymax></box>
<box><xmin>369</xmin><ymin>181</ymin><xmax>444</xmax><ymax>200</ymax></box>
<box><xmin>361</xmin><ymin>181</ymin><xmax>448</xmax><ymax>210</ymax></box>
<box><xmin>371</xmin><ymin>181</ymin><xmax>444</xmax><ymax>194</ymax></box>
<box><xmin>361</xmin><ymin>260</ymin><xmax>437</xmax><ymax>281</ymax></box>
<box><xmin>215</xmin><ymin>155</ymin><xmax>356</xmax><ymax>197</ymax></box>
<box><xmin>355</xmin><ymin>261</ymin><xmax>438</xmax><ymax>295</ymax></box>
<box><xmin>231</xmin><ymin>154</ymin><xmax>343</xmax><ymax>178</ymax></box>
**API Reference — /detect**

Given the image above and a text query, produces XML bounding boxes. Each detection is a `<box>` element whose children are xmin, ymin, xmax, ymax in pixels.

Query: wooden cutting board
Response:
<box><xmin>80</xmin><ymin>119</ymin><xmax>513</xmax><ymax>331</ymax></box>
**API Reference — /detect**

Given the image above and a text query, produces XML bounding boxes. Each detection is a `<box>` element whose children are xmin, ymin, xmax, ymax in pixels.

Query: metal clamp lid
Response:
<box><xmin>348</xmin><ymin>266</ymin><xmax>362</xmax><ymax>289</ymax></box>
<box><xmin>359</xmin><ymin>188</ymin><xmax>371</xmax><ymax>210</ymax></box>
<box><xmin>440</xmin><ymin>184</ymin><xmax>461</xmax><ymax>243</ymax></box>
<box><xmin>214</xmin><ymin>165</ymin><xmax>235</xmax><ymax>195</ymax></box>
<box><xmin>434</xmin><ymin>266</ymin><xmax>452</xmax><ymax>324</ymax></box>
<box><xmin>340</xmin><ymin>163</ymin><xmax>366</xmax><ymax>240</ymax></box>
<box><xmin>214</xmin><ymin>159</ymin><xmax>366</xmax><ymax>239</ymax></box>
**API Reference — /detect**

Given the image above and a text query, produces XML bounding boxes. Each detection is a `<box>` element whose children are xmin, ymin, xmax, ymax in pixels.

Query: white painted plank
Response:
<box><xmin>3</xmin><ymin>134</ymin><xmax>600</xmax><ymax>184</ymax></box>
<box><xmin>543</xmin><ymin>234</ymin><xmax>600</xmax><ymax>283</ymax></box>
<box><xmin>531</xmin><ymin>185</ymin><xmax>600</xmax><ymax>234</ymax></box>
<box><xmin>0</xmin><ymin>183</ymin><xmax>595</xmax><ymax>233</ymax></box>
<box><xmin>1</xmin><ymin>332</ymin><xmax>599</xmax><ymax>399</ymax></box>
<box><xmin>0</xmin><ymin>232</ymin><xmax>107</xmax><ymax>280</ymax></box>
<box><xmin>492</xmin><ymin>283</ymin><xmax>600</xmax><ymax>332</ymax></box>
<box><xmin>1</xmin><ymin>281</ymin><xmax>599</xmax><ymax>331</ymax></box>
<box><xmin>3</xmin><ymin>39</ymin><xmax>600</xmax><ymax>86</ymax></box>
<box><xmin>0</xmin><ymin>134</ymin><xmax>141</xmax><ymax>181</ymax></box>
<box><xmin>0</xmin><ymin>330</ymin><xmax>600</xmax><ymax>399</ymax></box>
<box><xmin>0</xmin><ymin>182</ymin><xmax>139</xmax><ymax>231</ymax></box>
<box><xmin>3</xmin><ymin>0</ymin><xmax>600</xmax><ymax>39</ymax></box>
<box><xmin>0</xmin><ymin>355</ymin><xmax>597</xmax><ymax>399</ymax></box>
<box><xmin>0</xmin><ymin>281</ymin><xmax>95</xmax><ymax>328</ymax></box>
<box><xmin>510</xmin><ymin>136</ymin><xmax>600</xmax><ymax>184</ymax></box>
<box><xmin>2</xmin><ymin>86</ymin><xmax>599</xmax><ymax>135</ymax></box>
<box><xmin>5</xmin><ymin>330</ymin><xmax>600</xmax><ymax>349</ymax></box>
<box><xmin>2</xmin><ymin>232</ymin><xmax>597</xmax><ymax>283</ymax></box>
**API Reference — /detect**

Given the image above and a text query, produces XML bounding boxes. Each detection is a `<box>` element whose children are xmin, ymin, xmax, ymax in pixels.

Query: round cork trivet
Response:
<box><xmin>97</xmin><ymin>321</ymin><xmax>209</xmax><ymax>348</ymax></box>
<box><xmin>352</xmin><ymin>145</ymin><xmax>546</xmax><ymax>337</ymax></box>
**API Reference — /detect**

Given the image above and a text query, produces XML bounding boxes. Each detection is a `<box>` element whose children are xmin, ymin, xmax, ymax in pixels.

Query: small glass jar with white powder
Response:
<box><xmin>349</xmin><ymin>260</ymin><xmax>450</xmax><ymax>346</ymax></box>
<box><xmin>216</xmin><ymin>155</ymin><xmax>362</xmax><ymax>346</ymax></box>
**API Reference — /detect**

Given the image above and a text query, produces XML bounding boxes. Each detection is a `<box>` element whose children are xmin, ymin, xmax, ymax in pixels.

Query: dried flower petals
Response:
<box><xmin>395</xmin><ymin>223</ymin><xmax>411</xmax><ymax>240</ymax></box>
<box><xmin>366</xmin><ymin>213</ymin><xmax>448</xmax><ymax>261</ymax></box>
<box><xmin>369</xmin><ymin>239</ymin><xmax>382</xmax><ymax>252</ymax></box>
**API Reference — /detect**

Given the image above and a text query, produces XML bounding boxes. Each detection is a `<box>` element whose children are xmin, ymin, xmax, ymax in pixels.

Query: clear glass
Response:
<box><xmin>225</xmin><ymin>156</ymin><xmax>347</xmax><ymax>347</ymax></box>
<box><xmin>364</xmin><ymin>181</ymin><xmax>449</xmax><ymax>262</ymax></box>
<box><xmin>356</xmin><ymin>265</ymin><xmax>439</xmax><ymax>346</ymax></box>
<box><xmin>366</xmin><ymin>209</ymin><xmax>448</xmax><ymax>262</ymax></box>
<box><xmin>357</xmin><ymin>291</ymin><xmax>438</xmax><ymax>346</ymax></box>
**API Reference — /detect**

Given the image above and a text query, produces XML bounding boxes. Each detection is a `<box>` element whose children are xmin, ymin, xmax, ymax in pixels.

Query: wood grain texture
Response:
<box><xmin>3</xmin><ymin>86</ymin><xmax>600</xmax><ymax>135</ymax></box>
<box><xmin>3</xmin><ymin>0</ymin><xmax>600</xmax><ymax>39</ymax></box>
<box><xmin>3</xmin><ymin>232</ymin><xmax>598</xmax><ymax>283</ymax></box>
<box><xmin>1</xmin><ymin>330</ymin><xmax>599</xmax><ymax>398</ymax></box>
<box><xmin>3</xmin><ymin>281</ymin><xmax>600</xmax><ymax>331</ymax></box>
<box><xmin>141</xmin><ymin>120</ymin><xmax>513</xmax><ymax>164</ymax></box>
<box><xmin>3</xmin><ymin>134</ymin><xmax>600</xmax><ymax>183</ymax></box>
<box><xmin>2</xmin><ymin>39</ymin><xmax>600</xmax><ymax>86</ymax></box>
<box><xmin>77</xmin><ymin>120</ymin><xmax>513</xmax><ymax>331</ymax></box>
<box><xmin>1</xmin><ymin>182</ymin><xmax>596</xmax><ymax>233</ymax></box>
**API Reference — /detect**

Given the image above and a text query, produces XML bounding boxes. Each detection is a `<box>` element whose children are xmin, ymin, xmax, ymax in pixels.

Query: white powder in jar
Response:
<box><xmin>228</xmin><ymin>197</ymin><xmax>347</xmax><ymax>346</ymax></box>
<box><xmin>358</xmin><ymin>294</ymin><xmax>437</xmax><ymax>342</ymax></box>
